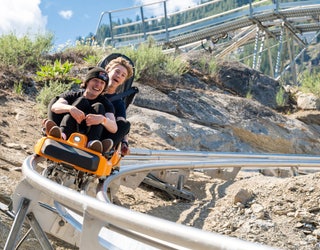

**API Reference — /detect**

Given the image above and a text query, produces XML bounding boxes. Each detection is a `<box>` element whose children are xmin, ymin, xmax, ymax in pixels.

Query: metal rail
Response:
<box><xmin>128</xmin><ymin>148</ymin><xmax>320</xmax><ymax>161</ymax></box>
<box><xmin>4</xmin><ymin>150</ymin><xmax>320</xmax><ymax>249</ymax></box>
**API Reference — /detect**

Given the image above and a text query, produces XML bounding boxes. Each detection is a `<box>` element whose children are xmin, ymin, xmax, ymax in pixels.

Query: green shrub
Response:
<box><xmin>165</xmin><ymin>56</ymin><xmax>189</xmax><ymax>76</ymax></box>
<box><xmin>36</xmin><ymin>60</ymin><xmax>82</xmax><ymax>86</ymax></box>
<box><xmin>246</xmin><ymin>90</ymin><xmax>253</xmax><ymax>99</ymax></box>
<box><xmin>14</xmin><ymin>80</ymin><xmax>23</xmax><ymax>95</ymax></box>
<box><xmin>299</xmin><ymin>71</ymin><xmax>320</xmax><ymax>97</ymax></box>
<box><xmin>199</xmin><ymin>57</ymin><xmax>217</xmax><ymax>75</ymax></box>
<box><xmin>36</xmin><ymin>81</ymin><xmax>74</xmax><ymax>116</ymax></box>
<box><xmin>0</xmin><ymin>33</ymin><xmax>53</xmax><ymax>70</ymax></box>
<box><xmin>276</xmin><ymin>86</ymin><xmax>286</xmax><ymax>107</ymax></box>
<box><xmin>119</xmin><ymin>43</ymin><xmax>165</xmax><ymax>79</ymax></box>
<box><xmin>118</xmin><ymin>38</ymin><xmax>188</xmax><ymax>80</ymax></box>
<box><xmin>84</xmin><ymin>55</ymin><xmax>101</xmax><ymax>66</ymax></box>
<box><xmin>62</xmin><ymin>44</ymin><xmax>106</xmax><ymax>63</ymax></box>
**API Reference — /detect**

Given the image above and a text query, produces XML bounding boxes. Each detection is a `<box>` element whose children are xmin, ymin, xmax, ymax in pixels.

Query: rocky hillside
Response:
<box><xmin>0</xmin><ymin>50</ymin><xmax>320</xmax><ymax>249</ymax></box>
<box><xmin>132</xmin><ymin>53</ymin><xmax>320</xmax><ymax>155</ymax></box>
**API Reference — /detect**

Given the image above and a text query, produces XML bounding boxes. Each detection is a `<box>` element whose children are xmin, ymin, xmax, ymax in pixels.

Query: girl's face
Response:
<box><xmin>108</xmin><ymin>64</ymin><xmax>128</xmax><ymax>88</ymax></box>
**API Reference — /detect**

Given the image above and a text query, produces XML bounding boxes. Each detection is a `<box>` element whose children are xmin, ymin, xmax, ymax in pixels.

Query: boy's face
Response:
<box><xmin>85</xmin><ymin>78</ymin><xmax>106</xmax><ymax>97</ymax></box>
<box><xmin>108</xmin><ymin>64</ymin><xmax>128</xmax><ymax>88</ymax></box>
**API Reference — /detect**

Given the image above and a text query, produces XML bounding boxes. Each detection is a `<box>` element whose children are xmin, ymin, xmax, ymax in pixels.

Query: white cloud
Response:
<box><xmin>135</xmin><ymin>0</ymin><xmax>199</xmax><ymax>16</ymax></box>
<box><xmin>59</xmin><ymin>10</ymin><xmax>73</xmax><ymax>20</ymax></box>
<box><xmin>0</xmin><ymin>0</ymin><xmax>47</xmax><ymax>36</ymax></box>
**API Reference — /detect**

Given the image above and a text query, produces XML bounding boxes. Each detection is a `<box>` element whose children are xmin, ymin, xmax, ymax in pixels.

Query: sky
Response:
<box><xmin>0</xmin><ymin>0</ymin><xmax>199</xmax><ymax>50</ymax></box>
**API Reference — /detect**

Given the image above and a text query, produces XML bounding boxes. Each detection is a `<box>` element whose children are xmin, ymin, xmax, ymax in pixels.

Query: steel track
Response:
<box><xmin>3</xmin><ymin>150</ymin><xmax>320</xmax><ymax>249</ymax></box>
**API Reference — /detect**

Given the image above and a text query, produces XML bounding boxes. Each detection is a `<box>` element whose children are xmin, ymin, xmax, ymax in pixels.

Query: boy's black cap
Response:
<box><xmin>84</xmin><ymin>67</ymin><xmax>109</xmax><ymax>84</ymax></box>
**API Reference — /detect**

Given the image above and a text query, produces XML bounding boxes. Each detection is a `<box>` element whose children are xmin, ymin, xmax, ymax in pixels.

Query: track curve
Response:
<box><xmin>5</xmin><ymin>150</ymin><xmax>320</xmax><ymax>249</ymax></box>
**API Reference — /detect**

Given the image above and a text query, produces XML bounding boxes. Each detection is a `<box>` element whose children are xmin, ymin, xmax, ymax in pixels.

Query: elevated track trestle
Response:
<box><xmin>96</xmin><ymin>0</ymin><xmax>320</xmax><ymax>81</ymax></box>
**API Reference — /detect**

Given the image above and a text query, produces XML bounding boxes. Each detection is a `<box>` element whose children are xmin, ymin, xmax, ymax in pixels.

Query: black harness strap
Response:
<box><xmin>108</xmin><ymin>87</ymin><xmax>139</xmax><ymax>102</ymax></box>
